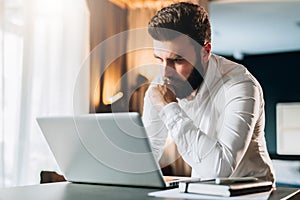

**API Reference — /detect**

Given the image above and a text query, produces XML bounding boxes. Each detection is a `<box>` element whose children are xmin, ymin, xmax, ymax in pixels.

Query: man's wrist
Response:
<box><xmin>159</xmin><ymin>102</ymin><xmax>182</xmax><ymax>130</ymax></box>
<box><xmin>153</xmin><ymin>100</ymin><xmax>173</xmax><ymax>113</ymax></box>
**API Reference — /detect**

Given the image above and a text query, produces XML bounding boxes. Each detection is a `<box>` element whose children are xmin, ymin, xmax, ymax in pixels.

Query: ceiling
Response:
<box><xmin>109</xmin><ymin>0</ymin><xmax>202</xmax><ymax>9</ymax></box>
<box><xmin>209</xmin><ymin>0</ymin><xmax>300</xmax><ymax>58</ymax></box>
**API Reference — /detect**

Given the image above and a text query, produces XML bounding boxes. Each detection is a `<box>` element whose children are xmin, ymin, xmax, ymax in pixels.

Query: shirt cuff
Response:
<box><xmin>158</xmin><ymin>102</ymin><xmax>184</xmax><ymax>130</ymax></box>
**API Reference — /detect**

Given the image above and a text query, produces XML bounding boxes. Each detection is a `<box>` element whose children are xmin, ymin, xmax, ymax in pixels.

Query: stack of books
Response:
<box><xmin>179</xmin><ymin>177</ymin><xmax>273</xmax><ymax>197</ymax></box>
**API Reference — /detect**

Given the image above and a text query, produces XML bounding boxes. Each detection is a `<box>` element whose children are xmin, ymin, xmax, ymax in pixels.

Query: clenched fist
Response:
<box><xmin>148</xmin><ymin>84</ymin><xmax>178</xmax><ymax>112</ymax></box>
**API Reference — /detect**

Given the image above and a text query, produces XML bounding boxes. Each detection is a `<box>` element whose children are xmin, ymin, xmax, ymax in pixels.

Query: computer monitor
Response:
<box><xmin>276</xmin><ymin>102</ymin><xmax>300</xmax><ymax>157</ymax></box>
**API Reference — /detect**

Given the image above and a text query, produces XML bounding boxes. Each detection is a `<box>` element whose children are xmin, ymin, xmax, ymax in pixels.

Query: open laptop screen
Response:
<box><xmin>37</xmin><ymin>112</ymin><xmax>168</xmax><ymax>188</ymax></box>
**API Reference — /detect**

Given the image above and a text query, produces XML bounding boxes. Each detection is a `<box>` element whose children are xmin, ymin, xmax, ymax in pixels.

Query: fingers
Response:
<box><xmin>148</xmin><ymin>85</ymin><xmax>167</xmax><ymax>111</ymax></box>
<box><xmin>149</xmin><ymin>83</ymin><xmax>177</xmax><ymax>106</ymax></box>
<box><xmin>158</xmin><ymin>84</ymin><xmax>167</xmax><ymax>93</ymax></box>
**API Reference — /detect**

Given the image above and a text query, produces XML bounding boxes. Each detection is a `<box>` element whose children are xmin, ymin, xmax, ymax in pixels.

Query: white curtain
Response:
<box><xmin>0</xmin><ymin>0</ymin><xmax>90</xmax><ymax>187</ymax></box>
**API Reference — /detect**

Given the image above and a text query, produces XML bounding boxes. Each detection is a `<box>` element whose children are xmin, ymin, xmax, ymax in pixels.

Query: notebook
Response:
<box><xmin>36</xmin><ymin>112</ymin><xmax>190</xmax><ymax>188</ymax></box>
<box><xmin>179</xmin><ymin>179</ymin><xmax>273</xmax><ymax>197</ymax></box>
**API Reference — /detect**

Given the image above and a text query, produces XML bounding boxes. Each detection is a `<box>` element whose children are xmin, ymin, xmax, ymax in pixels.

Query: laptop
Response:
<box><xmin>37</xmin><ymin>112</ymin><xmax>192</xmax><ymax>188</ymax></box>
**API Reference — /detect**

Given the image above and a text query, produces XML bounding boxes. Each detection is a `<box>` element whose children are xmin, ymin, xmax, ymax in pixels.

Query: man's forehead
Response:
<box><xmin>153</xmin><ymin>35</ymin><xmax>197</xmax><ymax>59</ymax></box>
<box><xmin>153</xmin><ymin>35</ymin><xmax>196</xmax><ymax>56</ymax></box>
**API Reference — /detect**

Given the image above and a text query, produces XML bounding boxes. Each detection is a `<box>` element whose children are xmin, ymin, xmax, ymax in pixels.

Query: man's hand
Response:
<box><xmin>149</xmin><ymin>84</ymin><xmax>177</xmax><ymax>112</ymax></box>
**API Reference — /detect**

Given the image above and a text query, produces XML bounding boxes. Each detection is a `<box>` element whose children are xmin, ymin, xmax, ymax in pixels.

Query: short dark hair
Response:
<box><xmin>148</xmin><ymin>2</ymin><xmax>211</xmax><ymax>46</ymax></box>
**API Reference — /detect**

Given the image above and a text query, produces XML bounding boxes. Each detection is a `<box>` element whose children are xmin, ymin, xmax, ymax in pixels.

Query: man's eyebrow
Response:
<box><xmin>153</xmin><ymin>54</ymin><xmax>161</xmax><ymax>59</ymax></box>
<box><xmin>171</xmin><ymin>55</ymin><xmax>184</xmax><ymax>59</ymax></box>
<box><xmin>153</xmin><ymin>54</ymin><xmax>184</xmax><ymax>60</ymax></box>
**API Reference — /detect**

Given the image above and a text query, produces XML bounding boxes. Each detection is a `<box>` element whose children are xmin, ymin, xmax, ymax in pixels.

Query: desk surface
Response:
<box><xmin>0</xmin><ymin>182</ymin><xmax>299</xmax><ymax>200</ymax></box>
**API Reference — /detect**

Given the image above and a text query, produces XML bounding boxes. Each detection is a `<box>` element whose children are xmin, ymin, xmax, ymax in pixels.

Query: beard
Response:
<box><xmin>165</xmin><ymin>58</ymin><xmax>204</xmax><ymax>99</ymax></box>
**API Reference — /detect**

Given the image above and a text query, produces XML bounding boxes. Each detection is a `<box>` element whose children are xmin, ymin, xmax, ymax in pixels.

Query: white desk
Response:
<box><xmin>0</xmin><ymin>182</ymin><xmax>299</xmax><ymax>200</ymax></box>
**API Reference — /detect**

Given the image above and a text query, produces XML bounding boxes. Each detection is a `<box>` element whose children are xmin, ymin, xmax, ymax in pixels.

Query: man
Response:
<box><xmin>142</xmin><ymin>2</ymin><xmax>275</xmax><ymax>182</ymax></box>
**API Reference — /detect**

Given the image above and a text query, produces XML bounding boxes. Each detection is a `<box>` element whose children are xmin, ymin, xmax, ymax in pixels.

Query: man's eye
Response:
<box><xmin>174</xmin><ymin>58</ymin><xmax>184</xmax><ymax>63</ymax></box>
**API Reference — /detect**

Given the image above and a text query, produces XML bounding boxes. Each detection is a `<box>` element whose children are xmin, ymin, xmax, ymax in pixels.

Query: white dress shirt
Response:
<box><xmin>142</xmin><ymin>54</ymin><xmax>275</xmax><ymax>183</ymax></box>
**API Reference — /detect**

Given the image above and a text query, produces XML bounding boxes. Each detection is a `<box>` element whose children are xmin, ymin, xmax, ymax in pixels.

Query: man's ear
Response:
<box><xmin>200</xmin><ymin>42</ymin><xmax>211</xmax><ymax>63</ymax></box>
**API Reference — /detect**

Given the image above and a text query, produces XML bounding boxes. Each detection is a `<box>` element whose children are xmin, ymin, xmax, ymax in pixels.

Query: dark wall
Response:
<box><xmin>223</xmin><ymin>51</ymin><xmax>300</xmax><ymax>159</ymax></box>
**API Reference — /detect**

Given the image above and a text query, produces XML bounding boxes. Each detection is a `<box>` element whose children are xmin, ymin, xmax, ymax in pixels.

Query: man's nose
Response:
<box><xmin>163</xmin><ymin>61</ymin><xmax>175</xmax><ymax>77</ymax></box>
